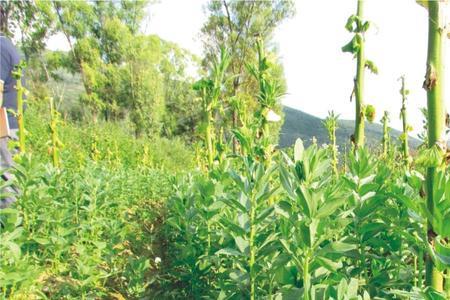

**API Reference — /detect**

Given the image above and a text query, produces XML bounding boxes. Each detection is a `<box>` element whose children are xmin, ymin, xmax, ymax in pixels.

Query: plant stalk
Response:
<box><xmin>399</xmin><ymin>76</ymin><xmax>409</xmax><ymax>168</ymax></box>
<box><xmin>16</xmin><ymin>77</ymin><xmax>25</xmax><ymax>153</ymax></box>
<box><xmin>206</xmin><ymin>109</ymin><xmax>214</xmax><ymax>168</ymax></box>
<box><xmin>303</xmin><ymin>255</ymin><xmax>311</xmax><ymax>300</ymax></box>
<box><xmin>354</xmin><ymin>0</ymin><xmax>366</xmax><ymax>148</ymax></box>
<box><xmin>49</xmin><ymin>98</ymin><xmax>60</xmax><ymax>168</ymax></box>
<box><xmin>424</xmin><ymin>1</ymin><xmax>446</xmax><ymax>292</ymax></box>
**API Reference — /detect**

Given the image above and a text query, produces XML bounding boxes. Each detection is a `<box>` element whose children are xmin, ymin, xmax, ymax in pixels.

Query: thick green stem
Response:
<box><xmin>354</xmin><ymin>0</ymin><xmax>366</xmax><ymax>148</ymax></box>
<box><xmin>424</xmin><ymin>1</ymin><xmax>446</xmax><ymax>292</ymax></box>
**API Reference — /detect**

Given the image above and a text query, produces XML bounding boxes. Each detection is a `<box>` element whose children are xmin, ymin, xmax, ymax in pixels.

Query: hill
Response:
<box><xmin>44</xmin><ymin>73</ymin><xmax>429</xmax><ymax>152</ymax></box>
<box><xmin>279</xmin><ymin>106</ymin><xmax>423</xmax><ymax>150</ymax></box>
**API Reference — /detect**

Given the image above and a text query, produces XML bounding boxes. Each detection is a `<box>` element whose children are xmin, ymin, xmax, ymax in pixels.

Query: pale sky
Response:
<box><xmin>47</xmin><ymin>0</ymin><xmax>450</xmax><ymax>137</ymax></box>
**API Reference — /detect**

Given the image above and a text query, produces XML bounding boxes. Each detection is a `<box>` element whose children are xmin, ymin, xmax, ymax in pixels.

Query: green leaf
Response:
<box><xmin>420</xmin><ymin>287</ymin><xmax>447</xmax><ymax>300</ymax></box>
<box><xmin>316</xmin><ymin>197</ymin><xmax>345</xmax><ymax>219</ymax></box>
<box><xmin>299</xmin><ymin>222</ymin><xmax>312</xmax><ymax>248</ymax></box>
<box><xmin>274</xmin><ymin>201</ymin><xmax>291</xmax><ymax>219</ymax></box>
<box><xmin>221</xmin><ymin>195</ymin><xmax>247</xmax><ymax>213</ymax></box>
<box><xmin>361</xmin><ymin>21</ymin><xmax>371</xmax><ymax>33</ymax></box>
<box><xmin>365</xmin><ymin>59</ymin><xmax>378</xmax><ymax>74</ymax></box>
<box><xmin>342</xmin><ymin>36</ymin><xmax>360</xmax><ymax>55</ymax></box>
<box><xmin>275</xmin><ymin>265</ymin><xmax>297</xmax><ymax>285</ymax></box>
<box><xmin>435</xmin><ymin>238</ymin><xmax>450</xmax><ymax>269</ymax></box>
<box><xmin>296</xmin><ymin>186</ymin><xmax>312</xmax><ymax>218</ymax></box>
<box><xmin>347</xmin><ymin>278</ymin><xmax>359</xmax><ymax>298</ymax></box>
<box><xmin>256</xmin><ymin>207</ymin><xmax>274</xmax><ymax>225</ymax></box>
<box><xmin>345</xmin><ymin>15</ymin><xmax>359</xmax><ymax>32</ymax></box>
<box><xmin>279</xmin><ymin>164</ymin><xmax>295</xmax><ymax>200</ymax></box>
<box><xmin>315</xmin><ymin>256</ymin><xmax>342</xmax><ymax>273</ymax></box>
<box><xmin>208</xmin><ymin>200</ymin><xmax>225</xmax><ymax>211</ymax></box>
<box><xmin>5</xmin><ymin>241</ymin><xmax>21</xmax><ymax>259</ymax></box>
<box><xmin>295</xmin><ymin>161</ymin><xmax>306</xmax><ymax>183</ymax></box>
<box><xmin>33</xmin><ymin>237</ymin><xmax>51</xmax><ymax>245</ymax></box>
<box><xmin>232</xmin><ymin>128</ymin><xmax>252</xmax><ymax>154</ymax></box>
<box><xmin>215</xmin><ymin>248</ymin><xmax>243</xmax><ymax>257</ymax></box>
<box><xmin>234</xmin><ymin>236</ymin><xmax>249</xmax><ymax>254</ymax></box>
<box><xmin>359</xmin><ymin>222</ymin><xmax>386</xmax><ymax>235</ymax></box>
<box><xmin>320</xmin><ymin>240</ymin><xmax>357</xmax><ymax>255</ymax></box>
<box><xmin>220</xmin><ymin>218</ymin><xmax>246</xmax><ymax>236</ymax></box>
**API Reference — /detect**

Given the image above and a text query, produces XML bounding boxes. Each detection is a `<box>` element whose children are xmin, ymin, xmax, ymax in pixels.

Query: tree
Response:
<box><xmin>52</xmin><ymin>0</ymin><xmax>149</xmax><ymax>122</ymax></box>
<box><xmin>1</xmin><ymin>0</ymin><xmax>56</xmax><ymax>101</ymax></box>
<box><xmin>0</xmin><ymin>0</ymin><xmax>55</xmax><ymax>60</ymax></box>
<box><xmin>48</xmin><ymin>1</ymin><xmax>200</xmax><ymax>138</ymax></box>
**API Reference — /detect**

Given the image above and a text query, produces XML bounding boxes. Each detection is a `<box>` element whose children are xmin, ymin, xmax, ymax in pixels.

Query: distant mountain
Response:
<box><xmin>279</xmin><ymin>106</ymin><xmax>423</xmax><ymax>149</ymax></box>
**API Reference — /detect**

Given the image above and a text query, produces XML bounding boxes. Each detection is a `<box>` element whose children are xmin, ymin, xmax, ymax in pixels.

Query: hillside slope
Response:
<box><xmin>279</xmin><ymin>106</ymin><xmax>422</xmax><ymax>149</ymax></box>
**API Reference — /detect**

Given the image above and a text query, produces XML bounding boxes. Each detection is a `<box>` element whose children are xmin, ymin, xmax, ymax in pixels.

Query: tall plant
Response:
<box><xmin>48</xmin><ymin>97</ymin><xmax>63</xmax><ymax>168</ymax></box>
<box><xmin>399</xmin><ymin>76</ymin><xmax>411</xmax><ymax>168</ymax></box>
<box><xmin>342</xmin><ymin>0</ymin><xmax>378</xmax><ymax>148</ymax></box>
<box><xmin>12</xmin><ymin>62</ymin><xmax>27</xmax><ymax>153</ymax></box>
<box><xmin>201</xmin><ymin>0</ymin><xmax>294</xmax><ymax>152</ymax></box>
<box><xmin>193</xmin><ymin>48</ymin><xmax>230</xmax><ymax>169</ymax></box>
<box><xmin>417</xmin><ymin>0</ymin><xmax>448</xmax><ymax>291</ymax></box>
<box><xmin>247</xmin><ymin>38</ymin><xmax>283</xmax><ymax>162</ymax></box>
<box><xmin>323</xmin><ymin>111</ymin><xmax>339</xmax><ymax>177</ymax></box>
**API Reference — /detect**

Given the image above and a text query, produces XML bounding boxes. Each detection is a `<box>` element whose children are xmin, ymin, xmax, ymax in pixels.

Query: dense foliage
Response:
<box><xmin>1</xmin><ymin>0</ymin><xmax>449</xmax><ymax>299</ymax></box>
<box><xmin>158</xmin><ymin>137</ymin><xmax>449</xmax><ymax>299</ymax></box>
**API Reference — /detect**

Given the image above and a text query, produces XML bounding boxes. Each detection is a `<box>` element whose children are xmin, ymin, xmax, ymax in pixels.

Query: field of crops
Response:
<box><xmin>1</xmin><ymin>0</ymin><xmax>450</xmax><ymax>299</ymax></box>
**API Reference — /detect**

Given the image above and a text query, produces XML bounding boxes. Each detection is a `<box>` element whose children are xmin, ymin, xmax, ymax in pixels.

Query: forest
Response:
<box><xmin>0</xmin><ymin>0</ymin><xmax>449</xmax><ymax>299</ymax></box>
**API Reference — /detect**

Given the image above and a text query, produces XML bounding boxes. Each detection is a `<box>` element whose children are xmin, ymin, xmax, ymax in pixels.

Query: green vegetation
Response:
<box><xmin>193</xmin><ymin>48</ymin><xmax>230</xmax><ymax>169</ymax></box>
<box><xmin>342</xmin><ymin>0</ymin><xmax>379</xmax><ymax>149</ymax></box>
<box><xmin>420</xmin><ymin>0</ymin><xmax>447</xmax><ymax>292</ymax></box>
<box><xmin>201</xmin><ymin>0</ymin><xmax>294</xmax><ymax>151</ymax></box>
<box><xmin>323</xmin><ymin>111</ymin><xmax>340</xmax><ymax>177</ymax></box>
<box><xmin>399</xmin><ymin>76</ymin><xmax>411</xmax><ymax>168</ymax></box>
<box><xmin>12</xmin><ymin>63</ymin><xmax>26</xmax><ymax>153</ymax></box>
<box><xmin>1</xmin><ymin>0</ymin><xmax>449</xmax><ymax>299</ymax></box>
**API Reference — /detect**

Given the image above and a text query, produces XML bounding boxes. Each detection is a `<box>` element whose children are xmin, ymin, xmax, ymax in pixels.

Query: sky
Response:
<box><xmin>47</xmin><ymin>0</ymin><xmax>450</xmax><ymax>137</ymax></box>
